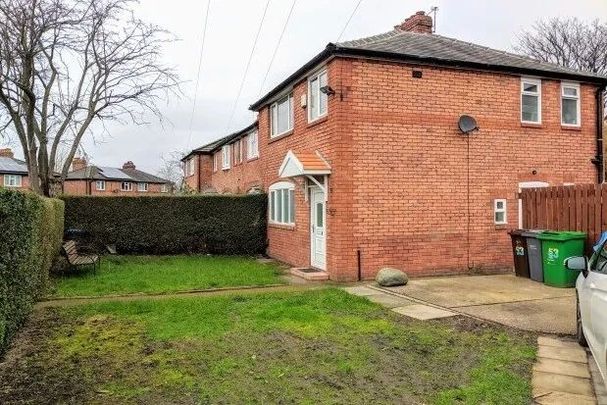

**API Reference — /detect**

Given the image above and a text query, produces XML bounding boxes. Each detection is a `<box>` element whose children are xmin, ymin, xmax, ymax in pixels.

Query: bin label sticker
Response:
<box><xmin>515</xmin><ymin>246</ymin><xmax>525</xmax><ymax>256</ymax></box>
<box><xmin>548</xmin><ymin>248</ymin><xmax>559</xmax><ymax>262</ymax></box>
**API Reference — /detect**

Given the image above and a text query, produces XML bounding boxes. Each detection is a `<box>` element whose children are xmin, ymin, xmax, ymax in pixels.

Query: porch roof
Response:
<box><xmin>278</xmin><ymin>150</ymin><xmax>331</xmax><ymax>178</ymax></box>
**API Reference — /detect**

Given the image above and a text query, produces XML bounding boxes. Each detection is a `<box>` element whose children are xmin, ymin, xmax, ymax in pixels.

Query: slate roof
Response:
<box><xmin>250</xmin><ymin>30</ymin><xmax>607</xmax><ymax>110</ymax></box>
<box><xmin>66</xmin><ymin>166</ymin><xmax>169</xmax><ymax>184</ymax></box>
<box><xmin>0</xmin><ymin>156</ymin><xmax>28</xmax><ymax>175</ymax></box>
<box><xmin>182</xmin><ymin>122</ymin><xmax>258</xmax><ymax>162</ymax></box>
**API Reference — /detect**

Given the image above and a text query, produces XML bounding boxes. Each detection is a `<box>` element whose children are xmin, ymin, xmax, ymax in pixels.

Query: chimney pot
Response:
<box><xmin>0</xmin><ymin>148</ymin><xmax>14</xmax><ymax>158</ymax></box>
<box><xmin>71</xmin><ymin>157</ymin><xmax>87</xmax><ymax>172</ymax></box>
<box><xmin>122</xmin><ymin>161</ymin><xmax>136</xmax><ymax>170</ymax></box>
<box><xmin>395</xmin><ymin>11</ymin><xmax>433</xmax><ymax>34</ymax></box>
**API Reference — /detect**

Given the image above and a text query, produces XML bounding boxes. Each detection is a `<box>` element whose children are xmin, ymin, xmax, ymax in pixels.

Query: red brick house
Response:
<box><xmin>0</xmin><ymin>148</ymin><xmax>30</xmax><ymax>190</ymax></box>
<box><xmin>186</xmin><ymin>11</ymin><xmax>607</xmax><ymax>281</ymax></box>
<box><xmin>64</xmin><ymin>158</ymin><xmax>172</xmax><ymax>196</ymax></box>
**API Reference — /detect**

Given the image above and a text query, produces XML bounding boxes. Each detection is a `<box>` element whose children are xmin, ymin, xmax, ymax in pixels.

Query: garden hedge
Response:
<box><xmin>0</xmin><ymin>189</ymin><xmax>64</xmax><ymax>353</ymax></box>
<box><xmin>61</xmin><ymin>195</ymin><xmax>267</xmax><ymax>255</ymax></box>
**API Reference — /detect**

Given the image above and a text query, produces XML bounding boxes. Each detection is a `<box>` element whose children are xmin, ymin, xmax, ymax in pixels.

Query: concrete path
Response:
<box><xmin>533</xmin><ymin>336</ymin><xmax>597</xmax><ymax>404</ymax></box>
<box><xmin>381</xmin><ymin>274</ymin><xmax>576</xmax><ymax>334</ymax></box>
<box><xmin>343</xmin><ymin>286</ymin><xmax>457</xmax><ymax>320</ymax></box>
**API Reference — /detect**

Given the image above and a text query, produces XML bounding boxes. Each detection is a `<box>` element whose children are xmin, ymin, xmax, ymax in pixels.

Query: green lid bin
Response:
<box><xmin>536</xmin><ymin>231</ymin><xmax>586</xmax><ymax>288</ymax></box>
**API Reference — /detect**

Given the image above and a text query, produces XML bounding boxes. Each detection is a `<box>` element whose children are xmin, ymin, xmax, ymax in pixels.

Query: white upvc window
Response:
<box><xmin>161</xmin><ymin>184</ymin><xmax>169</xmax><ymax>193</ymax></box>
<box><xmin>236</xmin><ymin>140</ymin><xmax>243</xmax><ymax>164</ymax></box>
<box><xmin>247</xmin><ymin>130</ymin><xmax>259</xmax><ymax>159</ymax></box>
<box><xmin>186</xmin><ymin>158</ymin><xmax>195</xmax><ymax>176</ymax></box>
<box><xmin>121</xmin><ymin>182</ymin><xmax>133</xmax><ymax>192</ymax></box>
<box><xmin>96</xmin><ymin>180</ymin><xmax>106</xmax><ymax>191</ymax></box>
<box><xmin>561</xmin><ymin>82</ymin><xmax>581</xmax><ymax>126</ymax></box>
<box><xmin>222</xmin><ymin>145</ymin><xmax>231</xmax><ymax>170</ymax></box>
<box><xmin>138</xmin><ymin>182</ymin><xmax>148</xmax><ymax>192</ymax></box>
<box><xmin>494</xmin><ymin>199</ymin><xmax>507</xmax><ymax>225</ymax></box>
<box><xmin>308</xmin><ymin>69</ymin><xmax>328</xmax><ymax>122</ymax></box>
<box><xmin>521</xmin><ymin>78</ymin><xmax>541</xmax><ymax>124</ymax></box>
<box><xmin>270</xmin><ymin>93</ymin><xmax>293</xmax><ymax>138</ymax></box>
<box><xmin>269</xmin><ymin>181</ymin><xmax>295</xmax><ymax>225</ymax></box>
<box><xmin>3</xmin><ymin>174</ymin><xmax>21</xmax><ymax>187</ymax></box>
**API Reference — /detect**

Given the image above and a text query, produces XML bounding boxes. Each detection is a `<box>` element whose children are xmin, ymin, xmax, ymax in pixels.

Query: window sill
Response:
<box><xmin>247</xmin><ymin>156</ymin><xmax>259</xmax><ymax>163</ymax></box>
<box><xmin>268</xmin><ymin>130</ymin><xmax>293</xmax><ymax>144</ymax></box>
<box><xmin>222</xmin><ymin>168</ymin><xmax>231</xmax><ymax>171</ymax></box>
<box><xmin>561</xmin><ymin>125</ymin><xmax>582</xmax><ymax>131</ymax></box>
<box><xmin>520</xmin><ymin>122</ymin><xmax>543</xmax><ymax>129</ymax></box>
<box><xmin>494</xmin><ymin>224</ymin><xmax>508</xmax><ymax>230</ymax></box>
<box><xmin>269</xmin><ymin>223</ymin><xmax>296</xmax><ymax>231</ymax></box>
<box><xmin>307</xmin><ymin>115</ymin><xmax>328</xmax><ymax>129</ymax></box>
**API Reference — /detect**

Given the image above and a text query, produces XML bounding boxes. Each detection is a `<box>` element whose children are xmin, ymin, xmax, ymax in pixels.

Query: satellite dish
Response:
<box><xmin>458</xmin><ymin>115</ymin><xmax>478</xmax><ymax>134</ymax></box>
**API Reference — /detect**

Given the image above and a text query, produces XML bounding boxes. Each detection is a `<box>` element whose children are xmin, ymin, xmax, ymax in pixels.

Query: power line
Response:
<box><xmin>225</xmin><ymin>0</ymin><xmax>272</xmax><ymax>132</ymax></box>
<box><xmin>336</xmin><ymin>0</ymin><xmax>363</xmax><ymax>42</ymax></box>
<box><xmin>257</xmin><ymin>0</ymin><xmax>298</xmax><ymax>98</ymax></box>
<box><xmin>186</xmin><ymin>0</ymin><xmax>212</xmax><ymax>149</ymax></box>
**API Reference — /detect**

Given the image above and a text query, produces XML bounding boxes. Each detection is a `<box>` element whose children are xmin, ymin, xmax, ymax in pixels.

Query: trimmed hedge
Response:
<box><xmin>61</xmin><ymin>195</ymin><xmax>267</xmax><ymax>255</ymax></box>
<box><xmin>0</xmin><ymin>189</ymin><xmax>64</xmax><ymax>352</ymax></box>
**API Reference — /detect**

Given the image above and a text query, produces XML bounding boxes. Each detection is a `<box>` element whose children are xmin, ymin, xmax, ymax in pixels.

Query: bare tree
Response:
<box><xmin>515</xmin><ymin>18</ymin><xmax>607</xmax><ymax>110</ymax></box>
<box><xmin>156</xmin><ymin>151</ymin><xmax>184</xmax><ymax>192</ymax></box>
<box><xmin>0</xmin><ymin>0</ymin><xmax>179</xmax><ymax>195</ymax></box>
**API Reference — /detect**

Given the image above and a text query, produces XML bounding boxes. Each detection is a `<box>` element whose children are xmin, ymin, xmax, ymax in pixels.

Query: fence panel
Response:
<box><xmin>520</xmin><ymin>183</ymin><xmax>605</xmax><ymax>253</ymax></box>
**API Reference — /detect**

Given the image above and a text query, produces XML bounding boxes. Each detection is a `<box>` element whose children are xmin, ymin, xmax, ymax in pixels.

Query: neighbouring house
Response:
<box><xmin>185</xmin><ymin>11</ymin><xmax>607</xmax><ymax>281</ymax></box>
<box><xmin>63</xmin><ymin>158</ymin><xmax>172</xmax><ymax>195</ymax></box>
<box><xmin>0</xmin><ymin>148</ymin><xmax>30</xmax><ymax>190</ymax></box>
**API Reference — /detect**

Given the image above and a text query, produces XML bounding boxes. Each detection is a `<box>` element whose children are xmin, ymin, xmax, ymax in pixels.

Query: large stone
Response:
<box><xmin>376</xmin><ymin>268</ymin><xmax>408</xmax><ymax>287</ymax></box>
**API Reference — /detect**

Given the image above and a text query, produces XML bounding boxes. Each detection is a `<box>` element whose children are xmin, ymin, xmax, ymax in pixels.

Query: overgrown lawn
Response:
<box><xmin>50</xmin><ymin>255</ymin><xmax>284</xmax><ymax>297</ymax></box>
<box><xmin>0</xmin><ymin>289</ymin><xmax>536</xmax><ymax>404</ymax></box>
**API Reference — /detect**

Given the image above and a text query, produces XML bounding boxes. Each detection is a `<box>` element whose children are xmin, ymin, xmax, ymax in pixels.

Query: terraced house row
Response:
<box><xmin>183</xmin><ymin>11</ymin><xmax>607</xmax><ymax>281</ymax></box>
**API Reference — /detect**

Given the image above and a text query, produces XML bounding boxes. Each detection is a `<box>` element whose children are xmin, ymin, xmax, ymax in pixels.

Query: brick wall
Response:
<box><xmin>210</xmin><ymin>140</ymin><xmax>263</xmax><ymax>194</ymax></box>
<box><xmin>63</xmin><ymin>179</ymin><xmax>167</xmax><ymax>195</ymax></box>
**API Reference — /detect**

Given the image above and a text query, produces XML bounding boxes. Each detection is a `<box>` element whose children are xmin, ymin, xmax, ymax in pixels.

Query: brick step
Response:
<box><xmin>290</xmin><ymin>267</ymin><xmax>329</xmax><ymax>281</ymax></box>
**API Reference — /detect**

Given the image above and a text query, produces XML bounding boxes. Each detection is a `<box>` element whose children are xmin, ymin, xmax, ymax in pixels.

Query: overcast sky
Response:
<box><xmin>3</xmin><ymin>0</ymin><xmax>606</xmax><ymax>175</ymax></box>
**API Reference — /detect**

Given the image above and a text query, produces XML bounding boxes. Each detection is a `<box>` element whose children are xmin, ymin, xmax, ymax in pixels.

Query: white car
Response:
<box><xmin>565</xmin><ymin>249</ymin><xmax>607</xmax><ymax>387</ymax></box>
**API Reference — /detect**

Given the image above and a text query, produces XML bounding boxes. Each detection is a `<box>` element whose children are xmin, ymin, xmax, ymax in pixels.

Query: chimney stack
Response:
<box><xmin>71</xmin><ymin>157</ymin><xmax>87</xmax><ymax>172</ymax></box>
<box><xmin>0</xmin><ymin>148</ymin><xmax>14</xmax><ymax>158</ymax></box>
<box><xmin>122</xmin><ymin>161</ymin><xmax>136</xmax><ymax>170</ymax></box>
<box><xmin>395</xmin><ymin>11</ymin><xmax>433</xmax><ymax>34</ymax></box>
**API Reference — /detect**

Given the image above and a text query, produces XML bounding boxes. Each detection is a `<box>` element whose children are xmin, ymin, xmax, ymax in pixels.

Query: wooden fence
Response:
<box><xmin>520</xmin><ymin>184</ymin><xmax>606</xmax><ymax>252</ymax></box>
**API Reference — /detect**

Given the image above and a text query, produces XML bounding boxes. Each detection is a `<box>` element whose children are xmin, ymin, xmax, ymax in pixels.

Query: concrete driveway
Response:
<box><xmin>381</xmin><ymin>274</ymin><xmax>576</xmax><ymax>335</ymax></box>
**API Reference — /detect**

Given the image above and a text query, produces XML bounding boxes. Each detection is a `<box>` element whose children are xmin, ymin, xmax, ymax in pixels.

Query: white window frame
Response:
<box><xmin>213</xmin><ymin>153</ymin><xmax>218</xmax><ymax>172</ymax></box>
<box><xmin>520</xmin><ymin>78</ymin><xmax>542</xmax><ymax>124</ymax></box>
<box><xmin>221</xmin><ymin>145</ymin><xmax>231</xmax><ymax>170</ymax></box>
<box><xmin>161</xmin><ymin>184</ymin><xmax>169</xmax><ymax>193</ymax></box>
<box><xmin>96</xmin><ymin>180</ymin><xmax>106</xmax><ymax>191</ymax></box>
<box><xmin>494</xmin><ymin>199</ymin><xmax>507</xmax><ymax>225</ymax></box>
<box><xmin>308</xmin><ymin>69</ymin><xmax>328</xmax><ymax>122</ymax></box>
<box><xmin>561</xmin><ymin>82</ymin><xmax>581</xmax><ymax>127</ymax></box>
<box><xmin>238</xmin><ymin>139</ymin><xmax>244</xmax><ymax>164</ymax></box>
<box><xmin>270</xmin><ymin>93</ymin><xmax>294</xmax><ymax>138</ymax></box>
<box><xmin>121</xmin><ymin>182</ymin><xmax>133</xmax><ymax>192</ymax></box>
<box><xmin>186</xmin><ymin>158</ymin><xmax>195</xmax><ymax>176</ymax></box>
<box><xmin>268</xmin><ymin>181</ymin><xmax>296</xmax><ymax>226</ymax></box>
<box><xmin>247</xmin><ymin>131</ymin><xmax>259</xmax><ymax>159</ymax></box>
<box><xmin>3</xmin><ymin>174</ymin><xmax>21</xmax><ymax>187</ymax></box>
<box><xmin>138</xmin><ymin>182</ymin><xmax>148</xmax><ymax>192</ymax></box>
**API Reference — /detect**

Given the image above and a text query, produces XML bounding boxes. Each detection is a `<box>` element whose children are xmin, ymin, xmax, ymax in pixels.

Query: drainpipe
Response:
<box><xmin>593</xmin><ymin>85</ymin><xmax>606</xmax><ymax>184</ymax></box>
<box><xmin>197</xmin><ymin>154</ymin><xmax>202</xmax><ymax>192</ymax></box>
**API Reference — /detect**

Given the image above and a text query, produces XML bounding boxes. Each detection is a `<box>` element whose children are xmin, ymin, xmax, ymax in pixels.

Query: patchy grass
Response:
<box><xmin>0</xmin><ymin>289</ymin><xmax>536</xmax><ymax>404</ymax></box>
<box><xmin>50</xmin><ymin>255</ymin><xmax>285</xmax><ymax>298</ymax></box>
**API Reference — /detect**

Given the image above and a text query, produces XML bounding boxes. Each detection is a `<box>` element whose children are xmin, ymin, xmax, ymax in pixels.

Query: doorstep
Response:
<box><xmin>289</xmin><ymin>267</ymin><xmax>329</xmax><ymax>281</ymax></box>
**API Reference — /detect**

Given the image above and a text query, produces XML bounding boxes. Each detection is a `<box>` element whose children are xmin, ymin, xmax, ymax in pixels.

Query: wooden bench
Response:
<box><xmin>62</xmin><ymin>240</ymin><xmax>100</xmax><ymax>272</ymax></box>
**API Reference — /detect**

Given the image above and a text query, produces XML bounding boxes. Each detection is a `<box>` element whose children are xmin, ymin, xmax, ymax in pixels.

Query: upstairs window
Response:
<box><xmin>121</xmin><ymin>182</ymin><xmax>133</xmax><ymax>192</ymax></box>
<box><xmin>247</xmin><ymin>131</ymin><xmax>259</xmax><ymax>159</ymax></box>
<box><xmin>3</xmin><ymin>174</ymin><xmax>21</xmax><ymax>187</ymax></box>
<box><xmin>270</xmin><ymin>93</ymin><xmax>293</xmax><ymax>138</ymax></box>
<box><xmin>213</xmin><ymin>153</ymin><xmax>219</xmax><ymax>172</ymax></box>
<box><xmin>561</xmin><ymin>82</ymin><xmax>581</xmax><ymax>126</ymax></box>
<box><xmin>96</xmin><ymin>180</ymin><xmax>105</xmax><ymax>191</ymax></box>
<box><xmin>521</xmin><ymin>78</ymin><xmax>541</xmax><ymax>124</ymax></box>
<box><xmin>494</xmin><ymin>199</ymin><xmax>507</xmax><ymax>225</ymax></box>
<box><xmin>187</xmin><ymin>158</ymin><xmax>195</xmax><ymax>176</ymax></box>
<box><xmin>138</xmin><ymin>182</ymin><xmax>148</xmax><ymax>192</ymax></box>
<box><xmin>222</xmin><ymin>145</ymin><xmax>231</xmax><ymax>170</ymax></box>
<box><xmin>238</xmin><ymin>139</ymin><xmax>244</xmax><ymax>164</ymax></box>
<box><xmin>308</xmin><ymin>70</ymin><xmax>328</xmax><ymax>122</ymax></box>
<box><xmin>161</xmin><ymin>184</ymin><xmax>169</xmax><ymax>193</ymax></box>
<box><xmin>269</xmin><ymin>182</ymin><xmax>295</xmax><ymax>225</ymax></box>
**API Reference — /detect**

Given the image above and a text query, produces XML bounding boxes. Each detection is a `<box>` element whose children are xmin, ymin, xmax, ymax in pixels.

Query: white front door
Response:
<box><xmin>310</xmin><ymin>187</ymin><xmax>326</xmax><ymax>270</ymax></box>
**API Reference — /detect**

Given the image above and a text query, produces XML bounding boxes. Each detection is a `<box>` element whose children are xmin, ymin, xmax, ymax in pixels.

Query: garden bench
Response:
<box><xmin>62</xmin><ymin>240</ymin><xmax>100</xmax><ymax>272</ymax></box>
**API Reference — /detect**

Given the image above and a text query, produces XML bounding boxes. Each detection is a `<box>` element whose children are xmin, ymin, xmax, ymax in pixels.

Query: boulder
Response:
<box><xmin>376</xmin><ymin>268</ymin><xmax>408</xmax><ymax>287</ymax></box>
